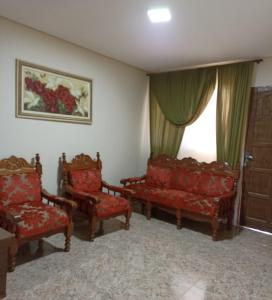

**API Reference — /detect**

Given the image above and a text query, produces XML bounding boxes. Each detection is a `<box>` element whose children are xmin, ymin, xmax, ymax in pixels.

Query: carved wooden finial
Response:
<box><xmin>62</xmin><ymin>152</ymin><xmax>67</xmax><ymax>163</ymax></box>
<box><xmin>35</xmin><ymin>153</ymin><xmax>42</xmax><ymax>177</ymax></box>
<box><xmin>35</xmin><ymin>153</ymin><xmax>40</xmax><ymax>163</ymax></box>
<box><xmin>96</xmin><ymin>152</ymin><xmax>102</xmax><ymax>170</ymax></box>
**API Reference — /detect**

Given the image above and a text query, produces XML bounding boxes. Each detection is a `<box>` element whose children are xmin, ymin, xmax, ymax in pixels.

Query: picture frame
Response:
<box><xmin>16</xmin><ymin>59</ymin><xmax>92</xmax><ymax>124</ymax></box>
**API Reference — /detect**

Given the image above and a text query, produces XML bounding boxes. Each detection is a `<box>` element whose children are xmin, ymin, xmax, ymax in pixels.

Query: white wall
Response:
<box><xmin>253</xmin><ymin>57</ymin><xmax>272</xmax><ymax>87</ymax></box>
<box><xmin>0</xmin><ymin>17</ymin><xmax>149</xmax><ymax>193</ymax></box>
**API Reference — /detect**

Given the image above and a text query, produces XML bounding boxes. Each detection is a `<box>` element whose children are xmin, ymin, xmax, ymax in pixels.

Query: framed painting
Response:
<box><xmin>16</xmin><ymin>59</ymin><xmax>92</xmax><ymax>124</ymax></box>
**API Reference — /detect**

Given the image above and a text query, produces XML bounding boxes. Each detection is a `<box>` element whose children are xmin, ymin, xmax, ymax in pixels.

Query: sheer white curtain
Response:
<box><xmin>178</xmin><ymin>85</ymin><xmax>217</xmax><ymax>162</ymax></box>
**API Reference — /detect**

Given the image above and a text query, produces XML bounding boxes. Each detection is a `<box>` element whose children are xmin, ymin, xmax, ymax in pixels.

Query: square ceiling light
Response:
<box><xmin>147</xmin><ymin>8</ymin><xmax>171</xmax><ymax>23</ymax></box>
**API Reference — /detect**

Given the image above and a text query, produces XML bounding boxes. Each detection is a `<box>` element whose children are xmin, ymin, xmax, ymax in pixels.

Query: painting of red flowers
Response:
<box><xmin>16</xmin><ymin>60</ymin><xmax>92</xmax><ymax>124</ymax></box>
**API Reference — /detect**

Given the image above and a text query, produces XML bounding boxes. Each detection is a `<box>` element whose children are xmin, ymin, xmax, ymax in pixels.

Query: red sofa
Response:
<box><xmin>121</xmin><ymin>155</ymin><xmax>239</xmax><ymax>240</ymax></box>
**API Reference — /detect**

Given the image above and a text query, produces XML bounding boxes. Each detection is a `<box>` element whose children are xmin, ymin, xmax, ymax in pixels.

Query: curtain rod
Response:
<box><xmin>147</xmin><ymin>58</ymin><xmax>263</xmax><ymax>76</ymax></box>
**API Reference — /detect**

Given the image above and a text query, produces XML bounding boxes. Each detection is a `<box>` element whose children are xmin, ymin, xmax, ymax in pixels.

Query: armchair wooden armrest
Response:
<box><xmin>0</xmin><ymin>204</ymin><xmax>21</xmax><ymax>234</ymax></box>
<box><xmin>0</xmin><ymin>204</ymin><xmax>22</xmax><ymax>224</ymax></box>
<box><xmin>101</xmin><ymin>181</ymin><xmax>135</xmax><ymax>197</ymax></box>
<box><xmin>64</xmin><ymin>185</ymin><xmax>101</xmax><ymax>205</ymax></box>
<box><xmin>42</xmin><ymin>189</ymin><xmax>78</xmax><ymax>211</ymax></box>
<box><xmin>120</xmin><ymin>175</ymin><xmax>146</xmax><ymax>186</ymax></box>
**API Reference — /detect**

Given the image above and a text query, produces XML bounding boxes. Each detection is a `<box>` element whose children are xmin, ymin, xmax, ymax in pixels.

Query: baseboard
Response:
<box><xmin>239</xmin><ymin>225</ymin><xmax>272</xmax><ymax>236</ymax></box>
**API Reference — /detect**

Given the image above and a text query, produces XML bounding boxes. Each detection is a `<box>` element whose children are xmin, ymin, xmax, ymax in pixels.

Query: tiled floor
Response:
<box><xmin>6</xmin><ymin>213</ymin><xmax>272</xmax><ymax>300</ymax></box>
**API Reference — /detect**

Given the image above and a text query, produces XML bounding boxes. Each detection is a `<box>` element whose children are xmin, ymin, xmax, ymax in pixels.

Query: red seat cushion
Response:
<box><xmin>69</xmin><ymin>169</ymin><xmax>101</xmax><ymax>193</ymax></box>
<box><xmin>146</xmin><ymin>165</ymin><xmax>172</xmax><ymax>189</ymax></box>
<box><xmin>127</xmin><ymin>183</ymin><xmax>217</xmax><ymax>217</ymax></box>
<box><xmin>181</xmin><ymin>195</ymin><xmax>217</xmax><ymax>217</ymax></box>
<box><xmin>197</xmin><ymin>172</ymin><xmax>234</xmax><ymax>196</ymax></box>
<box><xmin>0</xmin><ymin>172</ymin><xmax>41</xmax><ymax>207</ymax></box>
<box><xmin>88</xmin><ymin>191</ymin><xmax>130</xmax><ymax>219</ymax></box>
<box><xmin>7</xmin><ymin>202</ymin><xmax>68</xmax><ymax>238</ymax></box>
<box><xmin>146</xmin><ymin>189</ymin><xmax>217</xmax><ymax>216</ymax></box>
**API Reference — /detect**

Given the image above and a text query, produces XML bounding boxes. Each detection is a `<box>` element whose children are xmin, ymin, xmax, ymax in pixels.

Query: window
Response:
<box><xmin>178</xmin><ymin>86</ymin><xmax>217</xmax><ymax>162</ymax></box>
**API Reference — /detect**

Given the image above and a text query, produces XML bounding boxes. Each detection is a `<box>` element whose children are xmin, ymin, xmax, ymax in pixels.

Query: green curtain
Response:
<box><xmin>150</xmin><ymin>94</ymin><xmax>185</xmax><ymax>158</ymax></box>
<box><xmin>217</xmin><ymin>62</ymin><xmax>254</xmax><ymax>168</ymax></box>
<box><xmin>150</xmin><ymin>67</ymin><xmax>216</xmax><ymax>157</ymax></box>
<box><xmin>150</xmin><ymin>67</ymin><xmax>216</xmax><ymax>125</ymax></box>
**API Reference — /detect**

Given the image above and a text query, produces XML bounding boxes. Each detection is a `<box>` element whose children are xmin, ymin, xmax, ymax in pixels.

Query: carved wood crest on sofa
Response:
<box><xmin>0</xmin><ymin>155</ymin><xmax>77</xmax><ymax>271</ymax></box>
<box><xmin>121</xmin><ymin>155</ymin><xmax>239</xmax><ymax>240</ymax></box>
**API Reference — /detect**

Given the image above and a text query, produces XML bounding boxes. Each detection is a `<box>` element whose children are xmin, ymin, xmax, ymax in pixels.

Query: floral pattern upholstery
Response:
<box><xmin>146</xmin><ymin>165</ymin><xmax>172</xmax><ymax>189</ymax></box>
<box><xmin>125</xmin><ymin>183</ymin><xmax>160</xmax><ymax>199</ymax></box>
<box><xmin>196</xmin><ymin>173</ymin><xmax>234</xmax><ymax>196</ymax></box>
<box><xmin>126</xmin><ymin>183</ymin><xmax>217</xmax><ymax>216</ymax></box>
<box><xmin>87</xmin><ymin>191</ymin><xmax>131</xmax><ymax>219</ymax></box>
<box><xmin>69</xmin><ymin>169</ymin><xmax>101</xmax><ymax>193</ymax></box>
<box><xmin>170</xmin><ymin>169</ymin><xmax>201</xmax><ymax>193</ymax></box>
<box><xmin>122</xmin><ymin>157</ymin><xmax>237</xmax><ymax>240</ymax></box>
<box><xmin>150</xmin><ymin>189</ymin><xmax>217</xmax><ymax>216</ymax></box>
<box><xmin>181</xmin><ymin>195</ymin><xmax>217</xmax><ymax>216</ymax></box>
<box><xmin>7</xmin><ymin>202</ymin><xmax>68</xmax><ymax>238</ymax></box>
<box><xmin>0</xmin><ymin>172</ymin><xmax>41</xmax><ymax>207</ymax></box>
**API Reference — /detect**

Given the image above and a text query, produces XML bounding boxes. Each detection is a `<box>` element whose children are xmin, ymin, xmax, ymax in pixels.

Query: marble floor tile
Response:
<box><xmin>5</xmin><ymin>213</ymin><xmax>272</xmax><ymax>300</ymax></box>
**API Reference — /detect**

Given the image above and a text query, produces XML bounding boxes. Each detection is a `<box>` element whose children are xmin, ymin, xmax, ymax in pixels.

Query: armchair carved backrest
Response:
<box><xmin>0</xmin><ymin>155</ymin><xmax>77</xmax><ymax>272</ymax></box>
<box><xmin>0</xmin><ymin>154</ymin><xmax>43</xmax><ymax>207</ymax></box>
<box><xmin>61</xmin><ymin>153</ymin><xmax>102</xmax><ymax>194</ymax></box>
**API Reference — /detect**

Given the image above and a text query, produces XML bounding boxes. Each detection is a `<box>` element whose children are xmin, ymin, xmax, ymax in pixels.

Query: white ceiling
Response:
<box><xmin>1</xmin><ymin>0</ymin><xmax>272</xmax><ymax>72</ymax></box>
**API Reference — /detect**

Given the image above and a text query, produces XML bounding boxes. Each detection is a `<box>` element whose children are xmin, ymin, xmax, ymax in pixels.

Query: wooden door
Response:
<box><xmin>241</xmin><ymin>86</ymin><xmax>272</xmax><ymax>232</ymax></box>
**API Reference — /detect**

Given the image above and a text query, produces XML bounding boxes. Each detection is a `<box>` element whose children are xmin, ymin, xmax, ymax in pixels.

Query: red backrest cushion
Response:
<box><xmin>0</xmin><ymin>172</ymin><xmax>41</xmax><ymax>207</ymax></box>
<box><xmin>171</xmin><ymin>169</ymin><xmax>201</xmax><ymax>193</ymax></box>
<box><xmin>146</xmin><ymin>165</ymin><xmax>172</xmax><ymax>189</ymax></box>
<box><xmin>69</xmin><ymin>169</ymin><xmax>102</xmax><ymax>193</ymax></box>
<box><xmin>197</xmin><ymin>172</ymin><xmax>234</xmax><ymax>196</ymax></box>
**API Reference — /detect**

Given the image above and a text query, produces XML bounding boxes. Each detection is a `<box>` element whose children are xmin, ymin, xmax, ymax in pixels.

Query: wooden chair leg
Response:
<box><xmin>89</xmin><ymin>215</ymin><xmax>97</xmax><ymax>242</ymax></box>
<box><xmin>212</xmin><ymin>213</ymin><xmax>219</xmax><ymax>241</ymax></box>
<box><xmin>146</xmin><ymin>202</ymin><xmax>151</xmax><ymax>220</ymax></box>
<box><xmin>227</xmin><ymin>206</ymin><xmax>234</xmax><ymax>230</ymax></box>
<box><xmin>125</xmin><ymin>210</ymin><xmax>131</xmax><ymax>230</ymax></box>
<box><xmin>227</xmin><ymin>215</ymin><xmax>233</xmax><ymax>230</ymax></box>
<box><xmin>99</xmin><ymin>220</ymin><xmax>104</xmax><ymax>235</ymax></box>
<box><xmin>65</xmin><ymin>222</ymin><xmax>73</xmax><ymax>252</ymax></box>
<box><xmin>37</xmin><ymin>239</ymin><xmax>43</xmax><ymax>253</ymax></box>
<box><xmin>8</xmin><ymin>241</ymin><xmax>18</xmax><ymax>272</ymax></box>
<box><xmin>141</xmin><ymin>202</ymin><xmax>145</xmax><ymax>214</ymax></box>
<box><xmin>176</xmin><ymin>210</ymin><xmax>182</xmax><ymax>229</ymax></box>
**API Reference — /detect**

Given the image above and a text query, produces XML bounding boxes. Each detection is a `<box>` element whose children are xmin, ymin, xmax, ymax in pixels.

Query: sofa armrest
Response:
<box><xmin>64</xmin><ymin>185</ymin><xmax>101</xmax><ymax>205</ymax></box>
<box><xmin>212</xmin><ymin>190</ymin><xmax>237</xmax><ymax>217</ymax></box>
<box><xmin>120</xmin><ymin>175</ymin><xmax>146</xmax><ymax>186</ymax></box>
<box><xmin>213</xmin><ymin>190</ymin><xmax>237</xmax><ymax>204</ymax></box>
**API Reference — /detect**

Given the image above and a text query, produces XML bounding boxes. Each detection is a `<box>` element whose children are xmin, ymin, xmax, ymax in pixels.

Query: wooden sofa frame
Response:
<box><xmin>121</xmin><ymin>155</ymin><xmax>239</xmax><ymax>241</ymax></box>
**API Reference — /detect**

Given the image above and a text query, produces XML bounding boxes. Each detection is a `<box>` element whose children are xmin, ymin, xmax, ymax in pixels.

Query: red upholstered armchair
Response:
<box><xmin>0</xmin><ymin>155</ymin><xmax>77</xmax><ymax>271</ymax></box>
<box><xmin>61</xmin><ymin>153</ymin><xmax>132</xmax><ymax>241</ymax></box>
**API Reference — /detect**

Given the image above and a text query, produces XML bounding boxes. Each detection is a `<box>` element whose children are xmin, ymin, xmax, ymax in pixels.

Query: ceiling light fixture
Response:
<box><xmin>147</xmin><ymin>8</ymin><xmax>171</xmax><ymax>23</ymax></box>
